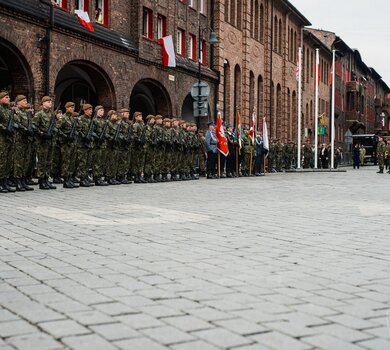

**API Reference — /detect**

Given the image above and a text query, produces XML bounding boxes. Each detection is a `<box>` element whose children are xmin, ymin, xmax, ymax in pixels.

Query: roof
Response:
<box><xmin>0</xmin><ymin>0</ymin><xmax>137</xmax><ymax>52</ymax></box>
<box><xmin>282</xmin><ymin>0</ymin><xmax>311</xmax><ymax>26</ymax></box>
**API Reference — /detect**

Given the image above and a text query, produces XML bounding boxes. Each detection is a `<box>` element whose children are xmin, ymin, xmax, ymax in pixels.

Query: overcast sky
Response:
<box><xmin>289</xmin><ymin>0</ymin><xmax>390</xmax><ymax>86</ymax></box>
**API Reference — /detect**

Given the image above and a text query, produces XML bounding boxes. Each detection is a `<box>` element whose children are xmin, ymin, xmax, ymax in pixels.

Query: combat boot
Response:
<box><xmin>39</xmin><ymin>178</ymin><xmax>50</xmax><ymax>190</ymax></box>
<box><xmin>161</xmin><ymin>174</ymin><xmax>168</xmax><ymax>182</ymax></box>
<box><xmin>3</xmin><ymin>179</ymin><xmax>15</xmax><ymax>192</ymax></box>
<box><xmin>377</xmin><ymin>169</ymin><xmax>384</xmax><ymax>173</ymax></box>
<box><xmin>63</xmin><ymin>178</ymin><xmax>74</xmax><ymax>189</ymax></box>
<box><xmin>0</xmin><ymin>179</ymin><xmax>8</xmax><ymax>193</ymax></box>
<box><xmin>95</xmin><ymin>178</ymin><xmax>108</xmax><ymax>186</ymax></box>
<box><xmin>53</xmin><ymin>176</ymin><xmax>63</xmax><ymax>184</ymax></box>
<box><xmin>15</xmin><ymin>178</ymin><xmax>26</xmax><ymax>192</ymax></box>
<box><xmin>45</xmin><ymin>178</ymin><xmax>56</xmax><ymax>189</ymax></box>
<box><xmin>147</xmin><ymin>175</ymin><xmax>156</xmax><ymax>183</ymax></box>
<box><xmin>154</xmin><ymin>174</ymin><xmax>161</xmax><ymax>182</ymax></box>
<box><xmin>139</xmin><ymin>175</ymin><xmax>147</xmax><ymax>183</ymax></box>
<box><xmin>80</xmin><ymin>178</ymin><xmax>91</xmax><ymax>187</ymax></box>
<box><xmin>21</xmin><ymin>178</ymin><xmax>34</xmax><ymax>191</ymax></box>
<box><xmin>25</xmin><ymin>178</ymin><xmax>37</xmax><ymax>186</ymax></box>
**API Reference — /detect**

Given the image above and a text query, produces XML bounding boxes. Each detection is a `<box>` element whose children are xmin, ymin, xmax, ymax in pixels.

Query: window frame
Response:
<box><xmin>142</xmin><ymin>7</ymin><xmax>154</xmax><ymax>40</ymax></box>
<box><xmin>189</xmin><ymin>34</ymin><xmax>197</xmax><ymax>61</ymax></box>
<box><xmin>177</xmin><ymin>28</ymin><xmax>186</xmax><ymax>56</ymax></box>
<box><xmin>157</xmin><ymin>14</ymin><xmax>167</xmax><ymax>39</ymax></box>
<box><xmin>53</xmin><ymin>0</ymin><xmax>68</xmax><ymax>10</ymax></box>
<box><xmin>95</xmin><ymin>0</ymin><xmax>109</xmax><ymax>26</ymax></box>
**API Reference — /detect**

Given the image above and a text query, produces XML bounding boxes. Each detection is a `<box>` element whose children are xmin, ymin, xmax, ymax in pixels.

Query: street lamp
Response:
<box><xmin>380</xmin><ymin>112</ymin><xmax>385</xmax><ymax>127</ymax></box>
<box><xmin>196</xmin><ymin>26</ymin><xmax>218</xmax><ymax>123</ymax></box>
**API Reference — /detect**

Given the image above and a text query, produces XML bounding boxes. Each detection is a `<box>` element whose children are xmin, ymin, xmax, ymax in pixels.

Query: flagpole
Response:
<box><xmin>331</xmin><ymin>49</ymin><xmax>336</xmax><ymax>169</ymax></box>
<box><xmin>236</xmin><ymin>148</ymin><xmax>238</xmax><ymax>176</ymax></box>
<box><xmin>314</xmin><ymin>48</ymin><xmax>319</xmax><ymax>169</ymax></box>
<box><xmin>297</xmin><ymin>47</ymin><xmax>302</xmax><ymax>169</ymax></box>
<box><xmin>218</xmin><ymin>152</ymin><xmax>221</xmax><ymax>178</ymax></box>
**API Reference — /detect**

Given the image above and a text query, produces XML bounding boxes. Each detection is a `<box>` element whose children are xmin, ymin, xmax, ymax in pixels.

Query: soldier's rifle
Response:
<box><xmin>152</xmin><ymin>126</ymin><xmax>157</xmax><ymax>147</ymax></box>
<box><xmin>46</xmin><ymin>104</ymin><xmax>60</xmax><ymax>138</ymax></box>
<box><xmin>161</xmin><ymin>125</ymin><xmax>166</xmax><ymax>147</ymax></box>
<box><xmin>140</xmin><ymin>123</ymin><xmax>147</xmax><ymax>146</ymax></box>
<box><xmin>169</xmin><ymin>128</ymin><xmax>174</xmax><ymax>147</ymax></box>
<box><xmin>125</xmin><ymin>123</ymin><xmax>133</xmax><ymax>148</ymax></box>
<box><xmin>113</xmin><ymin>121</ymin><xmax>121</xmax><ymax>145</ymax></box>
<box><xmin>26</xmin><ymin>109</ymin><xmax>35</xmax><ymax>142</ymax></box>
<box><xmin>98</xmin><ymin>116</ymin><xmax>109</xmax><ymax>143</ymax></box>
<box><xmin>85</xmin><ymin>112</ymin><xmax>96</xmax><ymax>144</ymax></box>
<box><xmin>5</xmin><ymin>109</ymin><xmax>16</xmax><ymax>142</ymax></box>
<box><xmin>68</xmin><ymin>117</ymin><xmax>78</xmax><ymax>141</ymax></box>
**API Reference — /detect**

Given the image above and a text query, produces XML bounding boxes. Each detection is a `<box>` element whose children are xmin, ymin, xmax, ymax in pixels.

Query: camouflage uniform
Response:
<box><xmin>106</xmin><ymin>115</ymin><xmax>122</xmax><ymax>184</ymax></box>
<box><xmin>132</xmin><ymin>113</ymin><xmax>146</xmax><ymax>182</ymax></box>
<box><xmin>241</xmin><ymin>131</ymin><xmax>252</xmax><ymax>176</ymax></box>
<box><xmin>377</xmin><ymin>139</ymin><xmax>386</xmax><ymax>173</ymax></box>
<box><xmin>303</xmin><ymin>142</ymin><xmax>312</xmax><ymax>169</ymax></box>
<box><xmin>0</xmin><ymin>99</ymin><xmax>15</xmax><ymax>192</ymax></box>
<box><xmin>143</xmin><ymin>116</ymin><xmax>156</xmax><ymax>182</ymax></box>
<box><xmin>93</xmin><ymin>113</ymin><xmax>109</xmax><ymax>184</ymax></box>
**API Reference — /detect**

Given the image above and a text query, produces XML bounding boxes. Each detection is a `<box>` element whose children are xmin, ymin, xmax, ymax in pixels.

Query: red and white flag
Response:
<box><xmin>262</xmin><ymin>117</ymin><xmax>269</xmax><ymax>153</ymax></box>
<box><xmin>74</xmin><ymin>10</ymin><xmax>94</xmax><ymax>32</ymax></box>
<box><xmin>158</xmin><ymin>35</ymin><xmax>176</xmax><ymax>68</ymax></box>
<box><xmin>216</xmin><ymin>112</ymin><xmax>229</xmax><ymax>156</ymax></box>
<box><xmin>248</xmin><ymin>112</ymin><xmax>256</xmax><ymax>140</ymax></box>
<box><xmin>329</xmin><ymin>64</ymin><xmax>333</xmax><ymax>86</ymax></box>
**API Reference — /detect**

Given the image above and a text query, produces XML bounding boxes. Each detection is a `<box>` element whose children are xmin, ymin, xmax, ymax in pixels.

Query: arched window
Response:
<box><xmin>294</xmin><ymin>31</ymin><xmax>297</xmax><ymax>61</ymax></box>
<box><xmin>249</xmin><ymin>71</ymin><xmax>255</xmax><ymax>114</ymax></box>
<box><xmin>310</xmin><ymin>100</ymin><xmax>313</xmax><ymax>125</ymax></box>
<box><xmin>237</xmin><ymin>0</ymin><xmax>242</xmax><ymax>29</ymax></box>
<box><xmin>250</xmin><ymin>0</ymin><xmax>254</xmax><ymax>36</ymax></box>
<box><xmin>257</xmin><ymin>75</ymin><xmax>264</xmax><ymax>118</ymax></box>
<box><xmin>225</xmin><ymin>0</ymin><xmax>229</xmax><ymax>22</ymax></box>
<box><xmin>290</xmin><ymin>28</ymin><xmax>293</xmax><ymax>60</ymax></box>
<box><xmin>270</xmin><ymin>81</ymin><xmax>274</xmax><ymax>138</ymax></box>
<box><xmin>306</xmin><ymin>48</ymin><xmax>310</xmax><ymax>83</ymax></box>
<box><xmin>230</xmin><ymin>0</ymin><xmax>235</xmax><ymax>26</ymax></box>
<box><xmin>278</xmin><ymin>19</ymin><xmax>282</xmax><ymax>54</ymax></box>
<box><xmin>234</xmin><ymin>64</ymin><xmax>241</xmax><ymax>115</ymax></box>
<box><xmin>302</xmin><ymin>46</ymin><xmax>305</xmax><ymax>83</ymax></box>
<box><xmin>254</xmin><ymin>0</ymin><xmax>259</xmax><ymax>40</ymax></box>
<box><xmin>274</xmin><ymin>16</ymin><xmax>278</xmax><ymax>51</ymax></box>
<box><xmin>310</xmin><ymin>51</ymin><xmax>314</xmax><ymax>78</ymax></box>
<box><xmin>260</xmin><ymin>4</ymin><xmax>264</xmax><ymax>43</ymax></box>
<box><xmin>276</xmin><ymin>84</ymin><xmax>282</xmax><ymax>138</ymax></box>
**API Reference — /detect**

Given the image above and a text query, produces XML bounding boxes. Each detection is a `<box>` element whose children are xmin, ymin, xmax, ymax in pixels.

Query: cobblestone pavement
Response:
<box><xmin>1</xmin><ymin>166</ymin><xmax>390</xmax><ymax>350</ymax></box>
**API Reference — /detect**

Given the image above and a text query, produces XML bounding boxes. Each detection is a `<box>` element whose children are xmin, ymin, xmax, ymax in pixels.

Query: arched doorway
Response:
<box><xmin>0</xmin><ymin>38</ymin><xmax>34</xmax><ymax>99</ymax></box>
<box><xmin>54</xmin><ymin>60</ymin><xmax>115</xmax><ymax>110</ymax></box>
<box><xmin>181</xmin><ymin>94</ymin><xmax>195</xmax><ymax>123</ymax></box>
<box><xmin>130</xmin><ymin>79</ymin><xmax>171</xmax><ymax>118</ymax></box>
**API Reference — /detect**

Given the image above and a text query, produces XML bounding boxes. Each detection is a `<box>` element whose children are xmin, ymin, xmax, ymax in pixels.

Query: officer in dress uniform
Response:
<box><xmin>205</xmin><ymin>121</ymin><xmax>217</xmax><ymax>179</ymax></box>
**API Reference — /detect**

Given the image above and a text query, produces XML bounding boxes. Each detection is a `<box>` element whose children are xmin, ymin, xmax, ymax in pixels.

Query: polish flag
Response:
<box><xmin>75</xmin><ymin>10</ymin><xmax>94</xmax><ymax>32</ymax></box>
<box><xmin>262</xmin><ymin>117</ymin><xmax>269</xmax><ymax>154</ymax></box>
<box><xmin>158</xmin><ymin>35</ymin><xmax>176</xmax><ymax>68</ymax></box>
<box><xmin>216</xmin><ymin>112</ymin><xmax>229</xmax><ymax>156</ymax></box>
<box><xmin>329</xmin><ymin>64</ymin><xmax>333</xmax><ymax>86</ymax></box>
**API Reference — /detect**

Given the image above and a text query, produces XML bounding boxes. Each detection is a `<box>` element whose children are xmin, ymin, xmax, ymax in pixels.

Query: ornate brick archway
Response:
<box><xmin>130</xmin><ymin>79</ymin><xmax>172</xmax><ymax>118</ymax></box>
<box><xmin>0</xmin><ymin>38</ymin><xmax>34</xmax><ymax>100</ymax></box>
<box><xmin>54</xmin><ymin>60</ymin><xmax>116</xmax><ymax>110</ymax></box>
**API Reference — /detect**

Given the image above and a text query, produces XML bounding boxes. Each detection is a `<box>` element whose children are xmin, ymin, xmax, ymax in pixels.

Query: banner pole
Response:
<box><xmin>218</xmin><ymin>152</ymin><xmax>221</xmax><ymax>178</ymax></box>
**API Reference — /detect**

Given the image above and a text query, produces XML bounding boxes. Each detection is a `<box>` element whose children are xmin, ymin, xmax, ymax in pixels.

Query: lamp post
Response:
<box><xmin>380</xmin><ymin>112</ymin><xmax>386</xmax><ymax>128</ymax></box>
<box><xmin>196</xmin><ymin>26</ymin><xmax>218</xmax><ymax>124</ymax></box>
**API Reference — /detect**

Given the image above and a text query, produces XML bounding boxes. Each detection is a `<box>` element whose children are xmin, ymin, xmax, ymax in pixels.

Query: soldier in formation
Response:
<box><xmin>0</xmin><ymin>92</ymin><xmax>206</xmax><ymax>193</ymax></box>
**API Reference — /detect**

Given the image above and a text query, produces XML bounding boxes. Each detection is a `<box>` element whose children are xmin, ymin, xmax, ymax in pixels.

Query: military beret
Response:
<box><xmin>133</xmin><ymin>111</ymin><xmax>142</xmax><ymax>119</ymax></box>
<box><xmin>146</xmin><ymin>114</ymin><xmax>155</xmax><ymax>121</ymax></box>
<box><xmin>41</xmin><ymin>96</ymin><xmax>52</xmax><ymax>103</ymax></box>
<box><xmin>65</xmin><ymin>102</ymin><xmax>75</xmax><ymax>108</ymax></box>
<box><xmin>83</xmin><ymin>103</ymin><xmax>93</xmax><ymax>111</ymax></box>
<box><xmin>72</xmin><ymin>112</ymin><xmax>79</xmax><ymax>118</ymax></box>
<box><xmin>171</xmin><ymin>118</ymin><xmax>177</xmax><ymax>122</ymax></box>
<box><xmin>0</xmin><ymin>91</ymin><xmax>9</xmax><ymax>99</ymax></box>
<box><xmin>108</xmin><ymin>110</ymin><xmax>117</xmax><ymax>117</ymax></box>
<box><xmin>155</xmin><ymin>115</ymin><xmax>163</xmax><ymax>120</ymax></box>
<box><xmin>120</xmin><ymin>108</ymin><xmax>129</xmax><ymax>113</ymax></box>
<box><xmin>179</xmin><ymin>120</ymin><xmax>186</xmax><ymax>125</ymax></box>
<box><xmin>208</xmin><ymin>121</ymin><xmax>215</xmax><ymax>126</ymax></box>
<box><xmin>15</xmin><ymin>95</ymin><xmax>27</xmax><ymax>103</ymax></box>
<box><xmin>94</xmin><ymin>105</ymin><xmax>104</xmax><ymax>112</ymax></box>
<box><xmin>163</xmin><ymin>118</ymin><xmax>171</xmax><ymax>123</ymax></box>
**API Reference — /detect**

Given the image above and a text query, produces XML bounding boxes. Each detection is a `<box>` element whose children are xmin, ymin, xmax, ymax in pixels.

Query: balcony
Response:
<box><xmin>346</xmin><ymin>81</ymin><xmax>359</xmax><ymax>93</ymax></box>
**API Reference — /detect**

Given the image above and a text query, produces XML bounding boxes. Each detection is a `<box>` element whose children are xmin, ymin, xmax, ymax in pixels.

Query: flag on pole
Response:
<box><xmin>317</xmin><ymin>63</ymin><xmax>321</xmax><ymax>86</ymax></box>
<box><xmin>158</xmin><ymin>35</ymin><xmax>176</xmax><ymax>67</ymax></box>
<box><xmin>74</xmin><ymin>10</ymin><xmax>94</xmax><ymax>32</ymax></box>
<box><xmin>235</xmin><ymin>110</ymin><xmax>242</xmax><ymax>151</ymax></box>
<box><xmin>216</xmin><ymin>112</ymin><xmax>229</xmax><ymax>156</ymax></box>
<box><xmin>262</xmin><ymin>117</ymin><xmax>269</xmax><ymax>154</ymax></box>
<box><xmin>248</xmin><ymin>112</ymin><xmax>256</xmax><ymax>140</ymax></box>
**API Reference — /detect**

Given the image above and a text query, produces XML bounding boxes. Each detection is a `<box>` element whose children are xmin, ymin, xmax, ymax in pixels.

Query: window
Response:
<box><xmin>157</xmin><ymin>14</ymin><xmax>167</xmax><ymax>39</ymax></box>
<box><xmin>259</xmin><ymin>4</ymin><xmax>264</xmax><ymax>43</ymax></box>
<box><xmin>199</xmin><ymin>0</ymin><xmax>205</xmax><ymax>14</ymax></box>
<box><xmin>74</xmin><ymin>0</ymin><xmax>89</xmax><ymax>11</ymax></box>
<box><xmin>53</xmin><ymin>0</ymin><xmax>68</xmax><ymax>10</ymax></box>
<box><xmin>189</xmin><ymin>34</ymin><xmax>196</xmax><ymax>60</ymax></box>
<box><xmin>142</xmin><ymin>7</ymin><xmax>153</xmax><ymax>40</ymax></box>
<box><xmin>200</xmin><ymin>40</ymin><xmax>206</xmax><ymax>64</ymax></box>
<box><xmin>188</xmin><ymin>0</ymin><xmax>194</xmax><ymax>8</ymax></box>
<box><xmin>177</xmin><ymin>28</ymin><xmax>185</xmax><ymax>55</ymax></box>
<box><xmin>95</xmin><ymin>0</ymin><xmax>108</xmax><ymax>26</ymax></box>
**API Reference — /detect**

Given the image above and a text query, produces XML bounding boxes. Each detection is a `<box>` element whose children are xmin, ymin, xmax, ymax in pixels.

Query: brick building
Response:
<box><xmin>0</xmin><ymin>0</ymin><xmax>218</xmax><ymax>127</ymax></box>
<box><xmin>213</xmin><ymin>0</ymin><xmax>310</xmax><ymax>141</ymax></box>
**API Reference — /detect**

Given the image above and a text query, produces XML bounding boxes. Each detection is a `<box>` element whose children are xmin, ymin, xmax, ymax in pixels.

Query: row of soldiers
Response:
<box><xmin>0</xmin><ymin>92</ymin><xmax>207</xmax><ymax>193</ymax></box>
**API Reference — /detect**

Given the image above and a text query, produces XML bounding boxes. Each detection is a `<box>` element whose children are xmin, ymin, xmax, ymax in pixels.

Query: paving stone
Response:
<box><xmin>62</xmin><ymin>334</ymin><xmax>117</xmax><ymax>350</ymax></box>
<box><xmin>163</xmin><ymin>315</ymin><xmax>212</xmax><ymax>332</ymax></box>
<box><xmin>214</xmin><ymin>318</ymin><xmax>267</xmax><ymax>335</ymax></box>
<box><xmin>92</xmin><ymin>302</ymin><xmax>136</xmax><ymax>316</ymax></box>
<box><xmin>170</xmin><ymin>340</ymin><xmax>220</xmax><ymax>350</ymax></box>
<box><xmin>193</xmin><ymin>327</ymin><xmax>252</xmax><ymax>348</ymax></box>
<box><xmin>312</xmin><ymin>323</ymin><xmax>373</xmax><ymax>342</ymax></box>
<box><xmin>114</xmin><ymin>337</ymin><xmax>170</xmax><ymax>350</ymax></box>
<box><xmin>303</xmin><ymin>334</ymin><xmax>367</xmax><ymax>350</ymax></box>
<box><xmin>6</xmin><ymin>333</ymin><xmax>62</xmax><ymax>350</ymax></box>
<box><xmin>115</xmin><ymin>313</ymin><xmax>164</xmax><ymax>329</ymax></box>
<box><xmin>141</xmin><ymin>325</ymin><xmax>194</xmax><ymax>345</ymax></box>
<box><xmin>89</xmin><ymin>322</ymin><xmax>139</xmax><ymax>341</ymax></box>
<box><xmin>357</xmin><ymin>338</ymin><xmax>390</xmax><ymax>350</ymax></box>
<box><xmin>67</xmin><ymin>310</ymin><xmax>114</xmax><ymax>326</ymax></box>
<box><xmin>38</xmin><ymin>319</ymin><xmax>91</xmax><ymax>338</ymax></box>
<box><xmin>251</xmin><ymin>331</ymin><xmax>312</xmax><ymax>350</ymax></box>
<box><xmin>0</xmin><ymin>319</ymin><xmax>38</xmax><ymax>337</ymax></box>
